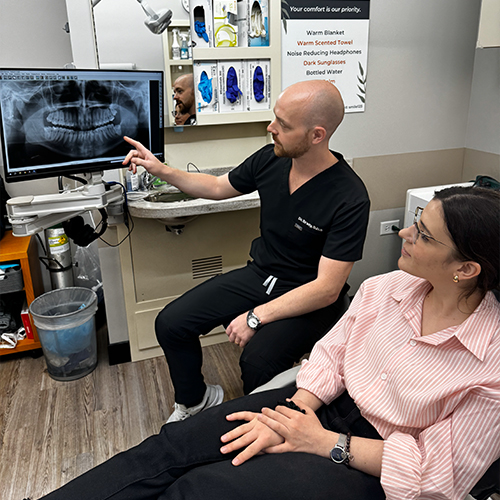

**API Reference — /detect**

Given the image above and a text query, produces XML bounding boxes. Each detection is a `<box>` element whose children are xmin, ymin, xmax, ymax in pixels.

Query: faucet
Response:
<box><xmin>141</xmin><ymin>171</ymin><xmax>159</xmax><ymax>189</ymax></box>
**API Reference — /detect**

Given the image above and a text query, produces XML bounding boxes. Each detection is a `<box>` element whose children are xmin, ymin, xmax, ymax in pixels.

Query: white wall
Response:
<box><xmin>1</xmin><ymin>0</ymin><xmax>489</xmax><ymax>194</ymax></box>
<box><xmin>92</xmin><ymin>0</ymin><xmax>190</xmax><ymax>70</ymax></box>
<box><xmin>0</xmin><ymin>0</ymin><xmax>73</xmax><ymax>198</ymax></box>
<box><xmin>1</xmin><ymin>0</ymin><xmax>496</xmax><ymax>336</ymax></box>
<box><xmin>465</xmin><ymin>47</ymin><xmax>500</xmax><ymax>155</ymax></box>
<box><xmin>0</xmin><ymin>0</ymin><xmax>72</xmax><ymax>68</ymax></box>
<box><xmin>330</xmin><ymin>0</ymin><xmax>482</xmax><ymax>159</ymax></box>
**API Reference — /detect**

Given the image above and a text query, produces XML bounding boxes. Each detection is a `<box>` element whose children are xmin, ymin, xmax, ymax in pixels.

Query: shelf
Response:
<box><xmin>162</xmin><ymin>2</ymin><xmax>281</xmax><ymax>128</ymax></box>
<box><xmin>193</xmin><ymin>46</ymin><xmax>274</xmax><ymax>61</ymax></box>
<box><xmin>0</xmin><ymin>230</ymin><xmax>44</xmax><ymax>355</ymax></box>
<box><xmin>196</xmin><ymin>109</ymin><xmax>273</xmax><ymax>126</ymax></box>
<box><xmin>167</xmin><ymin>60</ymin><xmax>193</xmax><ymax>67</ymax></box>
<box><xmin>0</xmin><ymin>230</ymin><xmax>31</xmax><ymax>260</ymax></box>
<box><xmin>3</xmin><ymin>337</ymin><xmax>41</xmax><ymax>353</ymax></box>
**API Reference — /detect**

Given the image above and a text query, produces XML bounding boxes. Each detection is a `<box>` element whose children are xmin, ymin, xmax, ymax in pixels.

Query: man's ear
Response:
<box><xmin>456</xmin><ymin>261</ymin><xmax>482</xmax><ymax>281</ymax></box>
<box><xmin>311</xmin><ymin>126</ymin><xmax>327</xmax><ymax>144</ymax></box>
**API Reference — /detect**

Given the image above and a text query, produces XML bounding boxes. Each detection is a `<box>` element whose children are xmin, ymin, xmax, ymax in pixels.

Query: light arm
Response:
<box><xmin>92</xmin><ymin>0</ymin><xmax>172</xmax><ymax>35</ymax></box>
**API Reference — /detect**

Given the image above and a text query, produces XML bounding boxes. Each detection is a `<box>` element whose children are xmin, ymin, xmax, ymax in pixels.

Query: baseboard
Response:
<box><xmin>107</xmin><ymin>341</ymin><xmax>132</xmax><ymax>365</ymax></box>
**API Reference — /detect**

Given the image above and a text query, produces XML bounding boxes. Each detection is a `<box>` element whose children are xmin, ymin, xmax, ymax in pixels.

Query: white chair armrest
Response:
<box><xmin>250</xmin><ymin>364</ymin><xmax>302</xmax><ymax>394</ymax></box>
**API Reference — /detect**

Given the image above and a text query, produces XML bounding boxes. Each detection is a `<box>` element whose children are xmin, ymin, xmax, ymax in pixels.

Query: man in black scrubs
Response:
<box><xmin>123</xmin><ymin>79</ymin><xmax>370</xmax><ymax>422</ymax></box>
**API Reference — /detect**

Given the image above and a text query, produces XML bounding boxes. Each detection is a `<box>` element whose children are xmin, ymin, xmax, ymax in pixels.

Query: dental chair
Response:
<box><xmin>250</xmin><ymin>293</ymin><xmax>500</xmax><ymax>500</ymax></box>
<box><xmin>252</xmin><ymin>363</ymin><xmax>499</xmax><ymax>500</ymax></box>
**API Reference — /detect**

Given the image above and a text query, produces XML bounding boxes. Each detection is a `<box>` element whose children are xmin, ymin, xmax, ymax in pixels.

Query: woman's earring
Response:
<box><xmin>453</xmin><ymin>275</ymin><xmax>460</xmax><ymax>283</ymax></box>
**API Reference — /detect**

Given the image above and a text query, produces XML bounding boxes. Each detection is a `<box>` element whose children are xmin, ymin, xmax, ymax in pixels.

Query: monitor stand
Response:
<box><xmin>6</xmin><ymin>171</ymin><xmax>124</xmax><ymax>236</ymax></box>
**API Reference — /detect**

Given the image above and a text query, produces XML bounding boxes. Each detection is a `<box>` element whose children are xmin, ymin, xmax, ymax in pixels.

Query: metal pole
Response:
<box><xmin>45</xmin><ymin>225</ymin><xmax>74</xmax><ymax>289</ymax></box>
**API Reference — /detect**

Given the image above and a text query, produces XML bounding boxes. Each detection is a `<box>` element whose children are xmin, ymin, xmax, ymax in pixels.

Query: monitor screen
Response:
<box><xmin>0</xmin><ymin>68</ymin><xmax>164</xmax><ymax>183</ymax></box>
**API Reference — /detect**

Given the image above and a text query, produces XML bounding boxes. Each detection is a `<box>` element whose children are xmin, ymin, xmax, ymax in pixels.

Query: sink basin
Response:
<box><xmin>126</xmin><ymin>165</ymin><xmax>260</xmax><ymax>228</ymax></box>
<box><xmin>144</xmin><ymin>191</ymin><xmax>196</xmax><ymax>203</ymax></box>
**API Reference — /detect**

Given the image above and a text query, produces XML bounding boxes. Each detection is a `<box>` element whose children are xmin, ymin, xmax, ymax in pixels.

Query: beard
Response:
<box><xmin>273</xmin><ymin>135</ymin><xmax>311</xmax><ymax>158</ymax></box>
<box><xmin>175</xmin><ymin>95</ymin><xmax>194</xmax><ymax>115</ymax></box>
<box><xmin>176</xmin><ymin>101</ymin><xmax>189</xmax><ymax>114</ymax></box>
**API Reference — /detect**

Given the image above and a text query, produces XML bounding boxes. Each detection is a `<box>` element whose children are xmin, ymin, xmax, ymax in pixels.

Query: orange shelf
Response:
<box><xmin>0</xmin><ymin>230</ymin><xmax>44</xmax><ymax>354</ymax></box>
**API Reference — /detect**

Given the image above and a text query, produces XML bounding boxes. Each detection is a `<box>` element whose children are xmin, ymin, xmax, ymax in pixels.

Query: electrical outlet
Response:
<box><xmin>380</xmin><ymin>219</ymin><xmax>400</xmax><ymax>236</ymax></box>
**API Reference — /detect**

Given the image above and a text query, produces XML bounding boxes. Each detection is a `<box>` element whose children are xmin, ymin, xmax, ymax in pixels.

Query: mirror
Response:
<box><xmin>171</xmin><ymin>71</ymin><xmax>197</xmax><ymax>126</ymax></box>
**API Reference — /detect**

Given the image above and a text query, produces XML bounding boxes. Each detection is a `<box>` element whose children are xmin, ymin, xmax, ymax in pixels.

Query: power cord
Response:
<box><xmin>98</xmin><ymin>181</ymin><xmax>135</xmax><ymax>247</ymax></box>
<box><xmin>58</xmin><ymin>175</ymin><xmax>88</xmax><ymax>193</ymax></box>
<box><xmin>187</xmin><ymin>162</ymin><xmax>201</xmax><ymax>172</ymax></box>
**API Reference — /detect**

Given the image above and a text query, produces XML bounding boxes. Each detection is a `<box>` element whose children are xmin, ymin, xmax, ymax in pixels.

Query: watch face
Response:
<box><xmin>248</xmin><ymin>316</ymin><xmax>259</xmax><ymax>328</ymax></box>
<box><xmin>247</xmin><ymin>311</ymin><xmax>261</xmax><ymax>329</ymax></box>
<box><xmin>330</xmin><ymin>446</ymin><xmax>345</xmax><ymax>463</ymax></box>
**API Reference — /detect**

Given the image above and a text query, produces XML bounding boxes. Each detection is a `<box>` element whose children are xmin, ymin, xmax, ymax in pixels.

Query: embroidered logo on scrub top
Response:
<box><xmin>297</xmin><ymin>216</ymin><xmax>323</xmax><ymax>232</ymax></box>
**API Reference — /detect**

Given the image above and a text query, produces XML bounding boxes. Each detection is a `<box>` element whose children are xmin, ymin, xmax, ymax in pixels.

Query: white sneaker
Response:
<box><xmin>166</xmin><ymin>384</ymin><xmax>224</xmax><ymax>423</ymax></box>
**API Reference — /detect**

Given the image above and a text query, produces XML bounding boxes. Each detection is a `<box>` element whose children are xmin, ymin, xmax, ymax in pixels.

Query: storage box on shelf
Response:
<box><xmin>0</xmin><ymin>230</ymin><xmax>44</xmax><ymax>354</ymax></box>
<box><xmin>162</xmin><ymin>1</ymin><xmax>281</xmax><ymax>127</ymax></box>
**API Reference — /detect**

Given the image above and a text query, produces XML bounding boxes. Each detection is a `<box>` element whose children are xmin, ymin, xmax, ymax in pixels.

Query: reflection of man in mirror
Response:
<box><xmin>174</xmin><ymin>103</ymin><xmax>190</xmax><ymax>126</ymax></box>
<box><xmin>173</xmin><ymin>74</ymin><xmax>196</xmax><ymax>125</ymax></box>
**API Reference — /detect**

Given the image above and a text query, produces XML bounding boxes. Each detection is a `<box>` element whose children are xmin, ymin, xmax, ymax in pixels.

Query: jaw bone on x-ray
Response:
<box><xmin>1</xmin><ymin>79</ymin><xmax>149</xmax><ymax>167</ymax></box>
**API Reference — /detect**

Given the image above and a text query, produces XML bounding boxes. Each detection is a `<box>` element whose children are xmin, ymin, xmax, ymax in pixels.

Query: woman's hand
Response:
<box><xmin>220</xmin><ymin>411</ymin><xmax>284</xmax><ymax>466</ymax></box>
<box><xmin>122</xmin><ymin>136</ymin><xmax>167</xmax><ymax>177</ymax></box>
<box><xmin>259</xmin><ymin>399</ymin><xmax>334</xmax><ymax>458</ymax></box>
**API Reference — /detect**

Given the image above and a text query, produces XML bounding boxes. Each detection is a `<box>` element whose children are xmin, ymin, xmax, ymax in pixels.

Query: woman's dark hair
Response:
<box><xmin>433</xmin><ymin>186</ymin><xmax>500</xmax><ymax>297</ymax></box>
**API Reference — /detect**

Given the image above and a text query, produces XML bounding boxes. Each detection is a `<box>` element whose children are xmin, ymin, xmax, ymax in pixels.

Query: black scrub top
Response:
<box><xmin>228</xmin><ymin>144</ymin><xmax>370</xmax><ymax>285</ymax></box>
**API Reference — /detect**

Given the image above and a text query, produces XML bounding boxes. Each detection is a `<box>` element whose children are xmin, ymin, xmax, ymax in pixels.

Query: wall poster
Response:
<box><xmin>281</xmin><ymin>0</ymin><xmax>370</xmax><ymax>113</ymax></box>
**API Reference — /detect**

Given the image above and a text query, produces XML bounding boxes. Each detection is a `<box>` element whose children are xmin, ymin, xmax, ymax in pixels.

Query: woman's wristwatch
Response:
<box><xmin>330</xmin><ymin>432</ymin><xmax>352</xmax><ymax>465</ymax></box>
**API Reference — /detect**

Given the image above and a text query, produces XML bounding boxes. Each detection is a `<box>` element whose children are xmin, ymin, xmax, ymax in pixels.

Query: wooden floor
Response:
<box><xmin>2</xmin><ymin>324</ymin><xmax>499</xmax><ymax>500</ymax></box>
<box><xmin>0</xmin><ymin>321</ymin><xmax>244</xmax><ymax>500</ymax></box>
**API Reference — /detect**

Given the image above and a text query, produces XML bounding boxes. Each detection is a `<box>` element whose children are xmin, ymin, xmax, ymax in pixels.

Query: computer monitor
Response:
<box><xmin>0</xmin><ymin>68</ymin><xmax>164</xmax><ymax>183</ymax></box>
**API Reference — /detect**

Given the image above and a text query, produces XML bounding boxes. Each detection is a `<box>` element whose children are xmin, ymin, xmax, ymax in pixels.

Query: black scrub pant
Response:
<box><xmin>39</xmin><ymin>387</ymin><xmax>385</xmax><ymax>500</ymax></box>
<box><xmin>155</xmin><ymin>262</ymin><xmax>349</xmax><ymax>406</ymax></box>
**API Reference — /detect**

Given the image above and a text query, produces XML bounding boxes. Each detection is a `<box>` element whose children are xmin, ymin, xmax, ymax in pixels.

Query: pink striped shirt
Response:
<box><xmin>296</xmin><ymin>270</ymin><xmax>500</xmax><ymax>500</ymax></box>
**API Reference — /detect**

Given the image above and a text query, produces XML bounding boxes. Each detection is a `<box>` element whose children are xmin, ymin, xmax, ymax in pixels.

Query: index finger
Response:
<box><xmin>123</xmin><ymin>136</ymin><xmax>150</xmax><ymax>158</ymax></box>
<box><xmin>225</xmin><ymin>411</ymin><xmax>258</xmax><ymax>422</ymax></box>
<box><xmin>123</xmin><ymin>135</ymin><xmax>141</xmax><ymax>148</ymax></box>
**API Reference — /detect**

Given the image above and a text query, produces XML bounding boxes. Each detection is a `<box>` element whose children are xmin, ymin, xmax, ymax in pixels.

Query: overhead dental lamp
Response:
<box><xmin>92</xmin><ymin>0</ymin><xmax>173</xmax><ymax>35</ymax></box>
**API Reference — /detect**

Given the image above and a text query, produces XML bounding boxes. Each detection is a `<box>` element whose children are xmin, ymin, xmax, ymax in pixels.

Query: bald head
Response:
<box><xmin>279</xmin><ymin>80</ymin><xmax>345</xmax><ymax>139</ymax></box>
<box><xmin>173</xmin><ymin>73</ymin><xmax>195</xmax><ymax>115</ymax></box>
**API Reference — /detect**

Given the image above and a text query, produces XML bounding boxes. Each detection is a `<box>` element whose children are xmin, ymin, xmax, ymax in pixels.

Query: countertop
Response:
<box><xmin>126</xmin><ymin>167</ymin><xmax>261</xmax><ymax>222</ymax></box>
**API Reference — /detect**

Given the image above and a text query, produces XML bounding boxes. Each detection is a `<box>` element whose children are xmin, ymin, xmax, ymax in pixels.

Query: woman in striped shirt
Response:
<box><xmin>39</xmin><ymin>186</ymin><xmax>500</xmax><ymax>500</ymax></box>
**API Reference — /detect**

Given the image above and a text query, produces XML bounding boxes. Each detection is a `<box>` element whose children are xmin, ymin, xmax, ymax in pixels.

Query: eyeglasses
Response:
<box><xmin>413</xmin><ymin>207</ymin><xmax>454</xmax><ymax>249</ymax></box>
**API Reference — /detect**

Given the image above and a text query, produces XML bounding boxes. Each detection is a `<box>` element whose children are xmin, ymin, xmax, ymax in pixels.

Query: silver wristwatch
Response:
<box><xmin>330</xmin><ymin>433</ymin><xmax>351</xmax><ymax>465</ymax></box>
<box><xmin>246</xmin><ymin>309</ymin><xmax>262</xmax><ymax>330</ymax></box>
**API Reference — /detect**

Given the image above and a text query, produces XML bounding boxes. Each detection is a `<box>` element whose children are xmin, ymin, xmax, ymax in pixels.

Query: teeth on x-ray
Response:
<box><xmin>46</xmin><ymin>107</ymin><xmax>118</xmax><ymax>130</ymax></box>
<box><xmin>1</xmin><ymin>79</ymin><xmax>148</xmax><ymax>159</ymax></box>
<box><xmin>45</xmin><ymin>123</ymin><xmax>123</xmax><ymax>154</ymax></box>
<box><xmin>43</xmin><ymin>105</ymin><xmax>124</xmax><ymax>156</ymax></box>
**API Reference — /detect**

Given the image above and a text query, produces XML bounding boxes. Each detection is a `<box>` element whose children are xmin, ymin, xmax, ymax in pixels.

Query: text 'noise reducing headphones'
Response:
<box><xmin>63</xmin><ymin>208</ymin><xmax>108</xmax><ymax>247</ymax></box>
